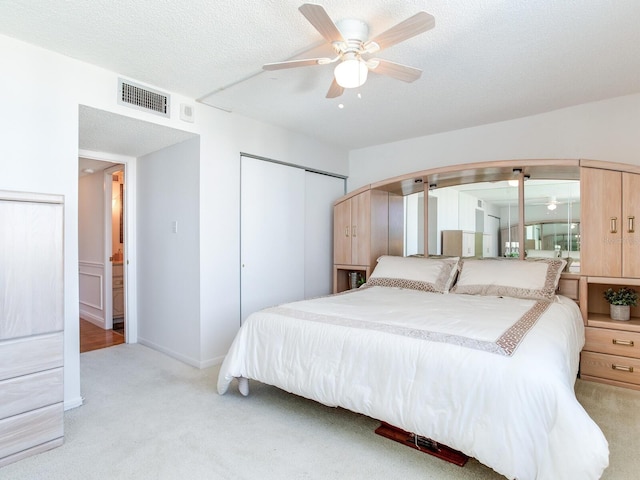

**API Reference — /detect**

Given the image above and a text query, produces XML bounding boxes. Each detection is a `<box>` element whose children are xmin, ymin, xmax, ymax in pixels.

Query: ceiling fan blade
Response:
<box><xmin>326</xmin><ymin>79</ymin><xmax>344</xmax><ymax>98</ymax></box>
<box><xmin>368</xmin><ymin>59</ymin><xmax>422</xmax><ymax>82</ymax></box>
<box><xmin>263</xmin><ymin>58</ymin><xmax>331</xmax><ymax>71</ymax></box>
<box><xmin>299</xmin><ymin>3</ymin><xmax>345</xmax><ymax>44</ymax></box>
<box><xmin>365</xmin><ymin>11</ymin><xmax>435</xmax><ymax>52</ymax></box>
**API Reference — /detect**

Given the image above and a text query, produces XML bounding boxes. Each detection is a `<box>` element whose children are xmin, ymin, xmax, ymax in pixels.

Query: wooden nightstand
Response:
<box><xmin>580</xmin><ymin>277</ymin><xmax>640</xmax><ymax>390</ymax></box>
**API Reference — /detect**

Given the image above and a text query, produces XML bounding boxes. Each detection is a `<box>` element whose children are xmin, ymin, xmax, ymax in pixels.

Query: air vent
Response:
<box><xmin>118</xmin><ymin>79</ymin><xmax>170</xmax><ymax>117</ymax></box>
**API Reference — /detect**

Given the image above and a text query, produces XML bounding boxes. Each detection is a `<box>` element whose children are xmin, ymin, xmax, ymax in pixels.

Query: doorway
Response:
<box><xmin>78</xmin><ymin>159</ymin><xmax>128</xmax><ymax>351</ymax></box>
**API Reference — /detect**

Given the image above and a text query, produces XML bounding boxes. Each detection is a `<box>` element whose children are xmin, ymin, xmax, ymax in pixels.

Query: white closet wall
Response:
<box><xmin>240</xmin><ymin>156</ymin><xmax>344</xmax><ymax>323</ymax></box>
<box><xmin>304</xmin><ymin>171</ymin><xmax>345</xmax><ymax>298</ymax></box>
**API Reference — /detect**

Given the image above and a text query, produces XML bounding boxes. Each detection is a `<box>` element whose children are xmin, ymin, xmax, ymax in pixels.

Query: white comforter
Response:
<box><xmin>218</xmin><ymin>286</ymin><xmax>609</xmax><ymax>480</ymax></box>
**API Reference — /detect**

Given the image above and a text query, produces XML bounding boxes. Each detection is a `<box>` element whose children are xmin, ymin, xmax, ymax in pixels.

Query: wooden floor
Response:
<box><xmin>80</xmin><ymin>318</ymin><xmax>125</xmax><ymax>353</ymax></box>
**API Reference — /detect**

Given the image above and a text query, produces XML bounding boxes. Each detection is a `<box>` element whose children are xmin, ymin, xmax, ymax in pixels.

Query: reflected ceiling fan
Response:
<box><xmin>263</xmin><ymin>3</ymin><xmax>435</xmax><ymax>98</ymax></box>
<box><xmin>529</xmin><ymin>196</ymin><xmax>566</xmax><ymax>211</ymax></box>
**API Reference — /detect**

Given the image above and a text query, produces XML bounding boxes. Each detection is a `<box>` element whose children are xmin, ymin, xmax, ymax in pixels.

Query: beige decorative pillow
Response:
<box><xmin>367</xmin><ymin>255</ymin><xmax>460</xmax><ymax>293</ymax></box>
<box><xmin>451</xmin><ymin>258</ymin><xmax>566</xmax><ymax>301</ymax></box>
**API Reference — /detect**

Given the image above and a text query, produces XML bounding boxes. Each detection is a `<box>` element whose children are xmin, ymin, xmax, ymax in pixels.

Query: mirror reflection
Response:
<box><xmin>404</xmin><ymin>178</ymin><xmax>580</xmax><ymax>271</ymax></box>
<box><xmin>523</xmin><ymin>179</ymin><xmax>580</xmax><ymax>271</ymax></box>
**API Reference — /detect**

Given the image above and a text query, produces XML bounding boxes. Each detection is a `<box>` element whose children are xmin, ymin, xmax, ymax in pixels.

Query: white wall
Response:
<box><xmin>78</xmin><ymin>172</ymin><xmax>105</xmax><ymax>262</ymax></box>
<box><xmin>78</xmin><ymin>171</ymin><xmax>107</xmax><ymax>327</ymax></box>
<box><xmin>348</xmin><ymin>93</ymin><xmax>640</xmax><ymax>190</ymax></box>
<box><xmin>0</xmin><ymin>33</ymin><xmax>349</xmax><ymax>408</ymax></box>
<box><xmin>137</xmin><ymin>137</ymin><xmax>201</xmax><ymax>364</ymax></box>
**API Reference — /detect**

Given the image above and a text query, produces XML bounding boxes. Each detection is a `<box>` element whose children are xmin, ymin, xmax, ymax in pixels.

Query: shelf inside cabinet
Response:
<box><xmin>334</xmin><ymin>265</ymin><xmax>369</xmax><ymax>294</ymax></box>
<box><xmin>585</xmin><ymin>277</ymin><xmax>640</xmax><ymax>330</ymax></box>
<box><xmin>587</xmin><ymin>313</ymin><xmax>640</xmax><ymax>333</ymax></box>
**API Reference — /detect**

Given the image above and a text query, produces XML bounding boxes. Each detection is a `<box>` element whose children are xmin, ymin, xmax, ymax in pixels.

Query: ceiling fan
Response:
<box><xmin>263</xmin><ymin>3</ymin><xmax>435</xmax><ymax>98</ymax></box>
<box><xmin>529</xmin><ymin>196</ymin><xmax>567</xmax><ymax>211</ymax></box>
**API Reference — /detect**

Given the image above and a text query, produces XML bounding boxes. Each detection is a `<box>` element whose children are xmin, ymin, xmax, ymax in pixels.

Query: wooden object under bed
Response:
<box><xmin>375</xmin><ymin>422</ymin><xmax>469</xmax><ymax>466</ymax></box>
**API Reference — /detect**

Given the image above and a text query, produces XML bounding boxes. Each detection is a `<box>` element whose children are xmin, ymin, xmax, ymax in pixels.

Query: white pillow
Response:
<box><xmin>367</xmin><ymin>255</ymin><xmax>459</xmax><ymax>293</ymax></box>
<box><xmin>451</xmin><ymin>258</ymin><xmax>566</xmax><ymax>301</ymax></box>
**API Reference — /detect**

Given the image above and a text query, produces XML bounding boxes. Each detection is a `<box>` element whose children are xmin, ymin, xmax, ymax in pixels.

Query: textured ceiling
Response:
<box><xmin>1</xmin><ymin>0</ymin><xmax>640</xmax><ymax>151</ymax></box>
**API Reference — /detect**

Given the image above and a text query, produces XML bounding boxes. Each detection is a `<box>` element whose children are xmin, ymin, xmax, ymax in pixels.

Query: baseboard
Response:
<box><xmin>79</xmin><ymin>311</ymin><xmax>106</xmax><ymax>329</ymax></box>
<box><xmin>64</xmin><ymin>395</ymin><xmax>84</xmax><ymax>411</ymax></box>
<box><xmin>137</xmin><ymin>337</ymin><xmax>201</xmax><ymax>368</ymax></box>
<box><xmin>200</xmin><ymin>355</ymin><xmax>225</xmax><ymax>369</ymax></box>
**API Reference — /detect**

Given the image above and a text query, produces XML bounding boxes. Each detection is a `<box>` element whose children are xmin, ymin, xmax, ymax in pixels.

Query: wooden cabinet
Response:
<box><xmin>442</xmin><ymin>230</ymin><xmax>476</xmax><ymax>257</ymax></box>
<box><xmin>580</xmin><ymin>277</ymin><xmax>640</xmax><ymax>390</ymax></box>
<box><xmin>113</xmin><ymin>263</ymin><xmax>125</xmax><ymax>320</ymax></box>
<box><xmin>581</xmin><ymin>167</ymin><xmax>640</xmax><ymax>277</ymax></box>
<box><xmin>0</xmin><ymin>191</ymin><xmax>64</xmax><ymax>466</ymax></box>
<box><xmin>333</xmin><ymin>189</ymin><xmax>402</xmax><ymax>292</ymax></box>
<box><xmin>333</xmin><ymin>190</ymin><xmax>371</xmax><ymax>266</ymax></box>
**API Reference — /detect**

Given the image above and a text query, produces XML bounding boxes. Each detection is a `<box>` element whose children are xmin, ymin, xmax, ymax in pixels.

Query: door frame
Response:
<box><xmin>80</xmin><ymin>149</ymin><xmax>137</xmax><ymax>343</ymax></box>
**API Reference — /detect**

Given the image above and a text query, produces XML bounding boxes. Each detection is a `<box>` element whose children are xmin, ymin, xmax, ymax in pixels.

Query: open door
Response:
<box><xmin>105</xmin><ymin>166</ymin><xmax>126</xmax><ymax>336</ymax></box>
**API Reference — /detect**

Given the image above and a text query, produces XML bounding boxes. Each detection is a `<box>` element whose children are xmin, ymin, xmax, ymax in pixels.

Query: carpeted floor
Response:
<box><xmin>1</xmin><ymin>344</ymin><xmax>639</xmax><ymax>479</ymax></box>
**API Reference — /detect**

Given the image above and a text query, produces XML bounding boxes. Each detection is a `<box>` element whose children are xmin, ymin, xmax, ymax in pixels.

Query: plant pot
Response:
<box><xmin>610</xmin><ymin>304</ymin><xmax>631</xmax><ymax>321</ymax></box>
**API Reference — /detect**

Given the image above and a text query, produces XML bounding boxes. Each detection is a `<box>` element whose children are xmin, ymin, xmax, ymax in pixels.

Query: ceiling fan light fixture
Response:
<box><xmin>334</xmin><ymin>58</ymin><xmax>368</xmax><ymax>88</ymax></box>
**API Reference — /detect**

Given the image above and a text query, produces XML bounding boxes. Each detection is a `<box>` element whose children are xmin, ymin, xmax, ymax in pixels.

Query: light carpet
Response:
<box><xmin>2</xmin><ymin>344</ymin><xmax>639</xmax><ymax>479</ymax></box>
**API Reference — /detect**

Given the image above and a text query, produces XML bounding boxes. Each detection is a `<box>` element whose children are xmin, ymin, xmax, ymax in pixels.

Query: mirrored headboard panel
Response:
<box><xmin>394</xmin><ymin>160</ymin><xmax>580</xmax><ymax>270</ymax></box>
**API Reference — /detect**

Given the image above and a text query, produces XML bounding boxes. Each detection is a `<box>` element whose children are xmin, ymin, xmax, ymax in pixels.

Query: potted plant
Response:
<box><xmin>603</xmin><ymin>287</ymin><xmax>638</xmax><ymax>321</ymax></box>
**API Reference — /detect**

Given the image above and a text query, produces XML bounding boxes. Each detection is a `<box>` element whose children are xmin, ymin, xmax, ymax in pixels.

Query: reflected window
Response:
<box><xmin>524</xmin><ymin>179</ymin><xmax>580</xmax><ymax>271</ymax></box>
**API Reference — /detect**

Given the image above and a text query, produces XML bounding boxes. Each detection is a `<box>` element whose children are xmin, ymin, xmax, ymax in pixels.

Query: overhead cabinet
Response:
<box><xmin>581</xmin><ymin>167</ymin><xmax>640</xmax><ymax>278</ymax></box>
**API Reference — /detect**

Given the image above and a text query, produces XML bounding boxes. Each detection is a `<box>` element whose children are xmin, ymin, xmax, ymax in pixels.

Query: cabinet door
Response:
<box><xmin>0</xmin><ymin>200</ymin><xmax>63</xmax><ymax>340</ymax></box>
<box><xmin>622</xmin><ymin>172</ymin><xmax>640</xmax><ymax>278</ymax></box>
<box><xmin>462</xmin><ymin>232</ymin><xmax>476</xmax><ymax>257</ymax></box>
<box><xmin>442</xmin><ymin>230</ymin><xmax>463</xmax><ymax>257</ymax></box>
<box><xmin>333</xmin><ymin>198</ymin><xmax>352</xmax><ymax>265</ymax></box>
<box><xmin>351</xmin><ymin>190</ymin><xmax>371</xmax><ymax>265</ymax></box>
<box><xmin>580</xmin><ymin>167</ymin><xmax>622</xmax><ymax>276</ymax></box>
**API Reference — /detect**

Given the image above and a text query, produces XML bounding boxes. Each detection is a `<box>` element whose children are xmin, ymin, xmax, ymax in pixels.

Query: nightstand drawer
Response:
<box><xmin>584</xmin><ymin>327</ymin><xmax>640</xmax><ymax>358</ymax></box>
<box><xmin>581</xmin><ymin>351</ymin><xmax>640</xmax><ymax>386</ymax></box>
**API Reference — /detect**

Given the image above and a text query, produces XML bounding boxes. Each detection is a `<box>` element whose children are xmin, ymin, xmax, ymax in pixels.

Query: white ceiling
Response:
<box><xmin>77</xmin><ymin>106</ymin><xmax>198</xmax><ymax>176</ymax></box>
<box><xmin>2</xmin><ymin>0</ymin><xmax>640</xmax><ymax>152</ymax></box>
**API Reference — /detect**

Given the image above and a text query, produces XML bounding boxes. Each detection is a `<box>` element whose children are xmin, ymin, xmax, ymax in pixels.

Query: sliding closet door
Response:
<box><xmin>240</xmin><ymin>157</ymin><xmax>305</xmax><ymax>323</ymax></box>
<box><xmin>304</xmin><ymin>172</ymin><xmax>345</xmax><ymax>298</ymax></box>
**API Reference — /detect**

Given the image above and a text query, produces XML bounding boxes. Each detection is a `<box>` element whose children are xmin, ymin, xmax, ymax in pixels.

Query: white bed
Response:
<box><xmin>218</xmin><ymin>256</ymin><xmax>609</xmax><ymax>480</ymax></box>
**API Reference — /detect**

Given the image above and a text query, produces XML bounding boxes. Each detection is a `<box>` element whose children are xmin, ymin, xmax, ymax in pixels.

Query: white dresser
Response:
<box><xmin>0</xmin><ymin>191</ymin><xmax>64</xmax><ymax>466</ymax></box>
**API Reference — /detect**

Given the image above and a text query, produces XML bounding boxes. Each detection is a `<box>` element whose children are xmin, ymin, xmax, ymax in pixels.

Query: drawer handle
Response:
<box><xmin>345</xmin><ymin>226</ymin><xmax>349</xmax><ymax>237</ymax></box>
<box><xmin>610</xmin><ymin>217</ymin><xmax>618</xmax><ymax>234</ymax></box>
<box><xmin>629</xmin><ymin>215</ymin><xmax>636</xmax><ymax>233</ymax></box>
<box><xmin>612</xmin><ymin>364</ymin><xmax>634</xmax><ymax>373</ymax></box>
<box><xmin>612</xmin><ymin>339</ymin><xmax>635</xmax><ymax>347</ymax></box>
